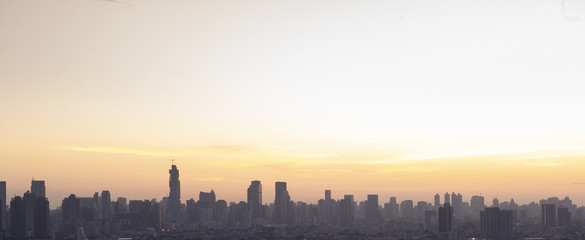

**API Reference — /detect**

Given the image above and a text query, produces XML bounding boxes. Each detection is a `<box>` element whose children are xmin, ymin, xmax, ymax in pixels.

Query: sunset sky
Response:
<box><xmin>1</xmin><ymin>0</ymin><xmax>585</xmax><ymax>208</ymax></box>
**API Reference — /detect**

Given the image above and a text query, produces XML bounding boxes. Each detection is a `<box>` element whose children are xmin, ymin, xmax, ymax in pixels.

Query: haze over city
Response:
<box><xmin>2</xmin><ymin>0</ymin><xmax>585</xmax><ymax>210</ymax></box>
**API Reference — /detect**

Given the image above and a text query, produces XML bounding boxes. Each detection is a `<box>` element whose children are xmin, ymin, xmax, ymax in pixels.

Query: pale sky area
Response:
<box><xmin>1</xmin><ymin>0</ymin><xmax>585</xmax><ymax>208</ymax></box>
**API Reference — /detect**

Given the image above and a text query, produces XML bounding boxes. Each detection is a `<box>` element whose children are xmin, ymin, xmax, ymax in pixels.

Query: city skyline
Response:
<box><xmin>1</xmin><ymin>167</ymin><xmax>584</xmax><ymax>210</ymax></box>
<box><xmin>2</xmin><ymin>0</ymin><xmax>585</xmax><ymax>212</ymax></box>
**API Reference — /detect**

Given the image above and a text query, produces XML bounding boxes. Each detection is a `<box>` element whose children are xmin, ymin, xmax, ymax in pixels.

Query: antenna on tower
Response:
<box><xmin>170</xmin><ymin>159</ymin><xmax>175</xmax><ymax>165</ymax></box>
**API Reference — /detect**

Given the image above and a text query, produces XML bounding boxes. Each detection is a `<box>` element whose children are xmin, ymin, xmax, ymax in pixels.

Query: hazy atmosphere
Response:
<box><xmin>2</xmin><ymin>0</ymin><xmax>585</xmax><ymax>209</ymax></box>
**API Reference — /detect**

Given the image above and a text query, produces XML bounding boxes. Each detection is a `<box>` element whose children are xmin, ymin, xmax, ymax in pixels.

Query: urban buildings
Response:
<box><xmin>439</xmin><ymin>203</ymin><xmax>453</xmax><ymax>233</ymax></box>
<box><xmin>480</xmin><ymin>207</ymin><xmax>514</xmax><ymax>240</ymax></box>
<box><xmin>247</xmin><ymin>180</ymin><xmax>262</xmax><ymax>220</ymax></box>
<box><xmin>167</xmin><ymin>164</ymin><xmax>181</xmax><ymax>224</ymax></box>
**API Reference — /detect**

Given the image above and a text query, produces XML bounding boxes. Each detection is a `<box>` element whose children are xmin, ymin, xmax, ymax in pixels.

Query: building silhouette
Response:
<box><xmin>0</xmin><ymin>181</ymin><xmax>5</xmax><ymax>232</ymax></box>
<box><xmin>557</xmin><ymin>206</ymin><xmax>571</xmax><ymax>227</ymax></box>
<box><xmin>247</xmin><ymin>180</ymin><xmax>262</xmax><ymax>220</ymax></box>
<box><xmin>480</xmin><ymin>207</ymin><xmax>514</xmax><ymax>240</ymax></box>
<box><xmin>31</xmin><ymin>180</ymin><xmax>46</xmax><ymax>198</ymax></box>
<box><xmin>10</xmin><ymin>196</ymin><xmax>26</xmax><ymax>239</ymax></box>
<box><xmin>365</xmin><ymin>194</ymin><xmax>382</xmax><ymax>222</ymax></box>
<box><xmin>401</xmin><ymin>200</ymin><xmax>414</xmax><ymax>221</ymax></box>
<box><xmin>434</xmin><ymin>194</ymin><xmax>440</xmax><ymax>208</ymax></box>
<box><xmin>167</xmin><ymin>164</ymin><xmax>181</xmax><ymax>224</ymax></box>
<box><xmin>542</xmin><ymin>204</ymin><xmax>556</xmax><ymax>228</ymax></box>
<box><xmin>273</xmin><ymin>182</ymin><xmax>291</xmax><ymax>224</ymax></box>
<box><xmin>439</xmin><ymin>203</ymin><xmax>453</xmax><ymax>233</ymax></box>
<box><xmin>33</xmin><ymin>196</ymin><xmax>50</xmax><ymax>239</ymax></box>
<box><xmin>339</xmin><ymin>195</ymin><xmax>354</xmax><ymax>227</ymax></box>
<box><xmin>101</xmin><ymin>190</ymin><xmax>112</xmax><ymax>234</ymax></box>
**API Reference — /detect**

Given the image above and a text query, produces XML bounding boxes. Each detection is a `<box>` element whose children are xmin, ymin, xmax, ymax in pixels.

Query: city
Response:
<box><xmin>0</xmin><ymin>165</ymin><xmax>584</xmax><ymax>240</ymax></box>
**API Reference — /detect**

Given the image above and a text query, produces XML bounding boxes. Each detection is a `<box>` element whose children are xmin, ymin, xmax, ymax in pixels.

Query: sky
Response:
<box><xmin>1</xmin><ymin>0</ymin><xmax>585</xmax><ymax>209</ymax></box>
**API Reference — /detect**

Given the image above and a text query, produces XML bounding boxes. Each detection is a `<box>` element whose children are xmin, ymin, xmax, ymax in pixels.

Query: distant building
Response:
<box><xmin>365</xmin><ymin>194</ymin><xmax>382</xmax><ymax>222</ymax></box>
<box><xmin>557</xmin><ymin>206</ymin><xmax>571</xmax><ymax>227</ymax></box>
<box><xmin>167</xmin><ymin>164</ymin><xmax>181</xmax><ymax>224</ymax></box>
<box><xmin>247</xmin><ymin>180</ymin><xmax>262</xmax><ymax>219</ymax></box>
<box><xmin>340</xmin><ymin>195</ymin><xmax>354</xmax><ymax>227</ymax></box>
<box><xmin>31</xmin><ymin>180</ymin><xmax>46</xmax><ymax>198</ymax></box>
<box><xmin>439</xmin><ymin>203</ymin><xmax>453</xmax><ymax>233</ymax></box>
<box><xmin>10</xmin><ymin>196</ymin><xmax>26</xmax><ymax>239</ymax></box>
<box><xmin>0</xmin><ymin>181</ymin><xmax>5</xmax><ymax>231</ymax></box>
<box><xmin>401</xmin><ymin>200</ymin><xmax>414</xmax><ymax>221</ymax></box>
<box><xmin>101</xmin><ymin>190</ymin><xmax>112</xmax><ymax>234</ymax></box>
<box><xmin>444</xmin><ymin>193</ymin><xmax>450</xmax><ymax>205</ymax></box>
<box><xmin>62</xmin><ymin>194</ymin><xmax>80</xmax><ymax>222</ymax></box>
<box><xmin>542</xmin><ymin>204</ymin><xmax>556</xmax><ymax>228</ymax></box>
<box><xmin>434</xmin><ymin>194</ymin><xmax>441</xmax><ymax>208</ymax></box>
<box><xmin>471</xmin><ymin>195</ymin><xmax>485</xmax><ymax>217</ymax></box>
<box><xmin>273</xmin><ymin>182</ymin><xmax>291</xmax><ymax>224</ymax></box>
<box><xmin>480</xmin><ymin>207</ymin><xmax>514</xmax><ymax>240</ymax></box>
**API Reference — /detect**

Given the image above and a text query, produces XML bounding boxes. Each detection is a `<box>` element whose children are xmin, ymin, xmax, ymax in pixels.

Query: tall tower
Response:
<box><xmin>0</xmin><ymin>181</ymin><xmax>6</xmax><ymax>231</ymax></box>
<box><xmin>101</xmin><ymin>190</ymin><xmax>111</xmax><ymax>234</ymax></box>
<box><xmin>273</xmin><ymin>182</ymin><xmax>289</xmax><ymax>224</ymax></box>
<box><xmin>31</xmin><ymin>180</ymin><xmax>45</xmax><ymax>198</ymax></box>
<box><xmin>439</xmin><ymin>203</ymin><xmax>453</xmax><ymax>233</ymax></box>
<box><xmin>168</xmin><ymin>164</ymin><xmax>181</xmax><ymax>224</ymax></box>
<box><xmin>247</xmin><ymin>180</ymin><xmax>262</xmax><ymax>219</ymax></box>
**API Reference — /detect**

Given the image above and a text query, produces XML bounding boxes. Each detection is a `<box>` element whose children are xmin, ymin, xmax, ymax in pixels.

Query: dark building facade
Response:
<box><xmin>167</xmin><ymin>164</ymin><xmax>181</xmax><ymax>224</ymax></box>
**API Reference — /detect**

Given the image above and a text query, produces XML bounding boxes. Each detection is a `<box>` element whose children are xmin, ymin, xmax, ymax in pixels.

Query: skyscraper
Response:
<box><xmin>273</xmin><ymin>181</ymin><xmax>290</xmax><ymax>224</ymax></box>
<box><xmin>365</xmin><ymin>194</ymin><xmax>382</xmax><ymax>222</ymax></box>
<box><xmin>439</xmin><ymin>203</ymin><xmax>453</xmax><ymax>233</ymax></box>
<box><xmin>340</xmin><ymin>195</ymin><xmax>354</xmax><ymax>227</ymax></box>
<box><xmin>557</xmin><ymin>207</ymin><xmax>571</xmax><ymax>227</ymax></box>
<box><xmin>101</xmin><ymin>190</ymin><xmax>112</xmax><ymax>234</ymax></box>
<box><xmin>401</xmin><ymin>200</ymin><xmax>415</xmax><ymax>221</ymax></box>
<box><xmin>62</xmin><ymin>194</ymin><xmax>80</xmax><ymax>222</ymax></box>
<box><xmin>542</xmin><ymin>204</ymin><xmax>556</xmax><ymax>228</ymax></box>
<box><xmin>247</xmin><ymin>180</ymin><xmax>262</xmax><ymax>219</ymax></box>
<box><xmin>10</xmin><ymin>196</ymin><xmax>26</xmax><ymax>239</ymax></box>
<box><xmin>33</xmin><ymin>197</ymin><xmax>50</xmax><ymax>239</ymax></box>
<box><xmin>31</xmin><ymin>180</ymin><xmax>46</xmax><ymax>198</ymax></box>
<box><xmin>0</xmin><ymin>181</ymin><xmax>6</xmax><ymax>231</ymax></box>
<box><xmin>168</xmin><ymin>164</ymin><xmax>181</xmax><ymax>224</ymax></box>
<box><xmin>444</xmin><ymin>192</ymin><xmax>450</xmax><ymax>204</ymax></box>
<box><xmin>480</xmin><ymin>207</ymin><xmax>514</xmax><ymax>240</ymax></box>
<box><xmin>434</xmin><ymin>194</ymin><xmax>440</xmax><ymax>208</ymax></box>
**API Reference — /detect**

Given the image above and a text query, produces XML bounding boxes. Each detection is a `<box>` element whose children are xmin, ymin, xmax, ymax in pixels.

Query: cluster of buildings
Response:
<box><xmin>1</xmin><ymin>165</ymin><xmax>585</xmax><ymax>239</ymax></box>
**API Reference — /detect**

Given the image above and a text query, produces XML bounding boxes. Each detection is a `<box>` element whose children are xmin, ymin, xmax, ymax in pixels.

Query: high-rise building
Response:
<box><xmin>247</xmin><ymin>180</ymin><xmax>262</xmax><ymax>219</ymax></box>
<box><xmin>557</xmin><ymin>207</ymin><xmax>571</xmax><ymax>227</ymax></box>
<box><xmin>444</xmin><ymin>192</ymin><xmax>450</xmax><ymax>205</ymax></box>
<box><xmin>434</xmin><ymin>194</ymin><xmax>440</xmax><ymax>208</ymax></box>
<box><xmin>33</xmin><ymin>197</ymin><xmax>50</xmax><ymax>239</ymax></box>
<box><xmin>340</xmin><ymin>195</ymin><xmax>354</xmax><ymax>227</ymax></box>
<box><xmin>273</xmin><ymin>182</ymin><xmax>290</xmax><ymax>224</ymax></box>
<box><xmin>62</xmin><ymin>194</ymin><xmax>80</xmax><ymax>222</ymax></box>
<box><xmin>10</xmin><ymin>196</ymin><xmax>26</xmax><ymax>239</ymax></box>
<box><xmin>542</xmin><ymin>204</ymin><xmax>556</xmax><ymax>228</ymax></box>
<box><xmin>318</xmin><ymin>190</ymin><xmax>335</xmax><ymax>224</ymax></box>
<box><xmin>365</xmin><ymin>194</ymin><xmax>382</xmax><ymax>222</ymax></box>
<box><xmin>480</xmin><ymin>207</ymin><xmax>514</xmax><ymax>240</ymax></box>
<box><xmin>101</xmin><ymin>190</ymin><xmax>112</xmax><ymax>234</ymax></box>
<box><xmin>31</xmin><ymin>180</ymin><xmax>46</xmax><ymax>198</ymax></box>
<box><xmin>168</xmin><ymin>164</ymin><xmax>181</xmax><ymax>224</ymax></box>
<box><xmin>0</xmin><ymin>181</ymin><xmax>6</xmax><ymax>231</ymax></box>
<box><xmin>493</xmin><ymin>198</ymin><xmax>500</xmax><ymax>208</ymax></box>
<box><xmin>439</xmin><ymin>203</ymin><xmax>453</xmax><ymax>233</ymax></box>
<box><xmin>401</xmin><ymin>200</ymin><xmax>415</xmax><ymax>221</ymax></box>
<box><xmin>471</xmin><ymin>195</ymin><xmax>485</xmax><ymax>217</ymax></box>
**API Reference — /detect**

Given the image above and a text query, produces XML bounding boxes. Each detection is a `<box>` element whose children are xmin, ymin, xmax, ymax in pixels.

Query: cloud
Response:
<box><xmin>61</xmin><ymin>146</ymin><xmax>182</xmax><ymax>157</ymax></box>
<box><xmin>378</xmin><ymin>168</ymin><xmax>434</xmax><ymax>173</ymax></box>
<box><xmin>525</xmin><ymin>162</ymin><xmax>561</xmax><ymax>167</ymax></box>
